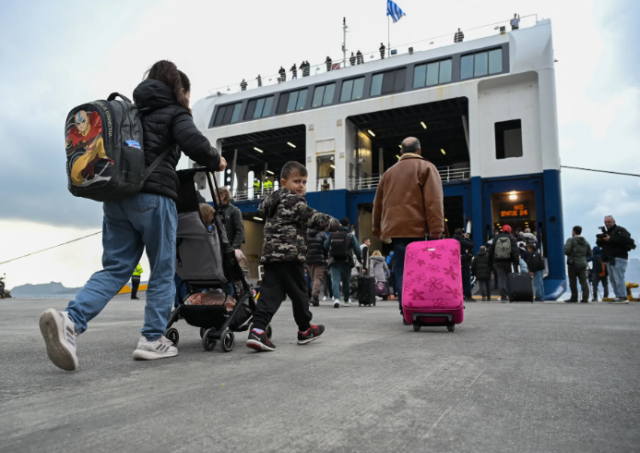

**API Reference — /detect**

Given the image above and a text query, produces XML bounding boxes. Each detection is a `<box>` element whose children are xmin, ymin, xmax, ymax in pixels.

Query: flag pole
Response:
<box><xmin>387</xmin><ymin>15</ymin><xmax>391</xmax><ymax>58</ymax></box>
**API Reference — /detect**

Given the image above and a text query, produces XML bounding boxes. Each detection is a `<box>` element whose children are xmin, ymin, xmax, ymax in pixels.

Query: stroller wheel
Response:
<box><xmin>221</xmin><ymin>331</ymin><xmax>235</xmax><ymax>353</ymax></box>
<box><xmin>447</xmin><ymin>324</ymin><xmax>455</xmax><ymax>332</ymax></box>
<box><xmin>165</xmin><ymin>328</ymin><xmax>179</xmax><ymax>346</ymax></box>
<box><xmin>265</xmin><ymin>324</ymin><xmax>273</xmax><ymax>339</ymax></box>
<box><xmin>202</xmin><ymin>328</ymin><xmax>217</xmax><ymax>352</ymax></box>
<box><xmin>199</xmin><ymin>327</ymin><xmax>206</xmax><ymax>339</ymax></box>
<box><xmin>413</xmin><ymin>324</ymin><xmax>421</xmax><ymax>332</ymax></box>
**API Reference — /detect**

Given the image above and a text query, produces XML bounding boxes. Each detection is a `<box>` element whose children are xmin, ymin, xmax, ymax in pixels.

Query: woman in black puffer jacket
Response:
<box><xmin>40</xmin><ymin>61</ymin><xmax>226</xmax><ymax>372</ymax></box>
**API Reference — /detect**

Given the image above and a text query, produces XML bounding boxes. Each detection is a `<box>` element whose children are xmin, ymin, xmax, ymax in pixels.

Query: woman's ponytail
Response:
<box><xmin>145</xmin><ymin>60</ymin><xmax>191</xmax><ymax>111</ymax></box>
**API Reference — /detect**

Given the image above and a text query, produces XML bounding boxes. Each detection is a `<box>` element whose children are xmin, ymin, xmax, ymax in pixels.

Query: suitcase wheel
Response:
<box><xmin>447</xmin><ymin>324</ymin><xmax>455</xmax><ymax>333</ymax></box>
<box><xmin>413</xmin><ymin>324</ymin><xmax>421</xmax><ymax>332</ymax></box>
<box><xmin>359</xmin><ymin>304</ymin><xmax>363</xmax><ymax>307</ymax></box>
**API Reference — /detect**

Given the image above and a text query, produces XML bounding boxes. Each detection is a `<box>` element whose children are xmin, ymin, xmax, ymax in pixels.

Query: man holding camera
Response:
<box><xmin>597</xmin><ymin>216</ymin><xmax>635</xmax><ymax>303</ymax></box>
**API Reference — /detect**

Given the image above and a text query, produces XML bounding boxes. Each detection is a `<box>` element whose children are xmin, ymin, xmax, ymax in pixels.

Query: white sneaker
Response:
<box><xmin>132</xmin><ymin>336</ymin><xmax>178</xmax><ymax>360</ymax></box>
<box><xmin>333</xmin><ymin>299</ymin><xmax>340</xmax><ymax>308</ymax></box>
<box><xmin>39</xmin><ymin>309</ymin><xmax>78</xmax><ymax>371</ymax></box>
<box><xmin>343</xmin><ymin>301</ymin><xmax>351</xmax><ymax>307</ymax></box>
<box><xmin>322</xmin><ymin>297</ymin><xmax>328</xmax><ymax>301</ymax></box>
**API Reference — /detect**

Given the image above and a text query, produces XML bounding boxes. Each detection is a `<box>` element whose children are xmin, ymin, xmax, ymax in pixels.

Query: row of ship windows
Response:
<box><xmin>213</xmin><ymin>48</ymin><xmax>503</xmax><ymax>127</ymax></box>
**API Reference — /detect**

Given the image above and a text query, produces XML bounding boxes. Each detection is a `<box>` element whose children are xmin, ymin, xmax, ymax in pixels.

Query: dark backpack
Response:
<box><xmin>64</xmin><ymin>92</ymin><xmax>169</xmax><ymax>202</ymax></box>
<box><xmin>329</xmin><ymin>231</ymin><xmax>350</xmax><ymax>261</ymax></box>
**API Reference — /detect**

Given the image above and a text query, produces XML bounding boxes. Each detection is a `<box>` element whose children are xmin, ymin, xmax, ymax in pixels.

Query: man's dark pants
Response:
<box><xmin>392</xmin><ymin>238</ymin><xmax>423</xmax><ymax>312</ymax></box>
<box><xmin>131</xmin><ymin>276</ymin><xmax>141</xmax><ymax>299</ymax></box>
<box><xmin>252</xmin><ymin>262</ymin><xmax>312</xmax><ymax>331</ymax></box>
<box><xmin>494</xmin><ymin>261</ymin><xmax>514</xmax><ymax>299</ymax></box>
<box><xmin>461</xmin><ymin>267</ymin><xmax>471</xmax><ymax>299</ymax></box>
<box><xmin>568</xmin><ymin>265</ymin><xmax>589</xmax><ymax>301</ymax></box>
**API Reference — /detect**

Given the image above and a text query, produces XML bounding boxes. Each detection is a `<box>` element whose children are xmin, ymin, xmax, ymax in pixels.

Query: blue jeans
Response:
<box><xmin>533</xmin><ymin>270</ymin><xmax>544</xmax><ymax>300</ymax></box>
<box><xmin>174</xmin><ymin>273</ymin><xmax>188</xmax><ymax>308</ymax></box>
<box><xmin>392</xmin><ymin>237</ymin><xmax>423</xmax><ymax>312</ymax></box>
<box><xmin>607</xmin><ymin>257</ymin><xmax>628</xmax><ymax>298</ymax></box>
<box><xmin>67</xmin><ymin>193</ymin><xmax>178</xmax><ymax>341</ymax></box>
<box><xmin>331</xmin><ymin>263</ymin><xmax>352</xmax><ymax>302</ymax></box>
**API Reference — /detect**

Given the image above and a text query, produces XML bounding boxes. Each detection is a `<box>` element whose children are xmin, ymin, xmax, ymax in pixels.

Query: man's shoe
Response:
<box><xmin>500</xmin><ymin>297</ymin><xmax>508</xmax><ymax>303</ymax></box>
<box><xmin>467</xmin><ymin>297</ymin><xmax>476</xmax><ymax>302</ymax></box>
<box><xmin>535</xmin><ymin>298</ymin><xmax>544</xmax><ymax>302</ymax></box>
<box><xmin>580</xmin><ymin>299</ymin><xmax>589</xmax><ymax>303</ymax></box>
<box><xmin>333</xmin><ymin>299</ymin><xmax>340</xmax><ymax>308</ymax></box>
<box><xmin>131</xmin><ymin>296</ymin><xmax>140</xmax><ymax>300</ymax></box>
<box><xmin>297</xmin><ymin>324</ymin><xmax>325</xmax><ymax>345</ymax></box>
<box><xmin>564</xmin><ymin>299</ymin><xmax>578</xmax><ymax>303</ymax></box>
<box><xmin>322</xmin><ymin>296</ymin><xmax>328</xmax><ymax>301</ymax></box>
<box><xmin>609</xmin><ymin>297</ymin><xmax>629</xmax><ymax>304</ymax></box>
<box><xmin>132</xmin><ymin>336</ymin><xmax>178</xmax><ymax>360</ymax></box>
<box><xmin>246</xmin><ymin>329</ymin><xmax>276</xmax><ymax>352</ymax></box>
<box><xmin>311</xmin><ymin>296</ymin><xmax>320</xmax><ymax>307</ymax></box>
<box><xmin>343</xmin><ymin>301</ymin><xmax>351</xmax><ymax>307</ymax></box>
<box><xmin>39</xmin><ymin>309</ymin><xmax>78</xmax><ymax>371</ymax></box>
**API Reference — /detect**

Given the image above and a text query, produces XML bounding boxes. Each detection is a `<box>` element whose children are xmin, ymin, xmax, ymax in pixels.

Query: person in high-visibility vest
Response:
<box><xmin>263</xmin><ymin>179</ymin><xmax>273</xmax><ymax>192</ymax></box>
<box><xmin>131</xmin><ymin>264</ymin><xmax>143</xmax><ymax>300</ymax></box>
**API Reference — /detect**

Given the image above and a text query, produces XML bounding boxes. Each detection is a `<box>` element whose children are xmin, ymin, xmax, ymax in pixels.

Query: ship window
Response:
<box><xmin>426</xmin><ymin>62</ymin><xmax>439</xmax><ymax>86</ymax></box>
<box><xmin>461</xmin><ymin>55</ymin><xmax>474</xmax><ymax>80</ymax></box>
<box><xmin>413</xmin><ymin>65</ymin><xmax>426</xmax><ymax>88</ymax></box>
<box><xmin>245</xmin><ymin>95</ymin><xmax>274</xmax><ymax>120</ymax></box>
<box><xmin>312</xmin><ymin>83</ymin><xmax>336</xmax><ymax>108</ymax></box>
<box><xmin>474</xmin><ymin>52</ymin><xmax>488</xmax><ymax>77</ymax></box>
<box><xmin>495</xmin><ymin>119</ymin><xmax>523</xmax><ymax>159</ymax></box>
<box><xmin>296</xmin><ymin>89</ymin><xmax>308</xmax><ymax>110</ymax></box>
<box><xmin>413</xmin><ymin>59</ymin><xmax>452</xmax><ymax>88</ymax></box>
<box><xmin>489</xmin><ymin>49</ymin><xmax>502</xmax><ymax>74</ymax></box>
<box><xmin>439</xmin><ymin>59</ymin><xmax>452</xmax><ymax>83</ymax></box>
<box><xmin>371</xmin><ymin>68</ymin><xmax>406</xmax><ymax>97</ymax></box>
<box><xmin>340</xmin><ymin>80</ymin><xmax>353</xmax><ymax>102</ymax></box>
<box><xmin>213</xmin><ymin>102</ymin><xmax>242</xmax><ymax>127</ymax></box>
<box><xmin>230</xmin><ymin>103</ymin><xmax>241</xmax><ymax>123</ymax></box>
<box><xmin>461</xmin><ymin>48</ymin><xmax>503</xmax><ymax>80</ymax></box>
<box><xmin>278</xmin><ymin>88</ymin><xmax>309</xmax><ymax>114</ymax></box>
<box><xmin>352</xmin><ymin>77</ymin><xmax>364</xmax><ymax>100</ymax></box>
<box><xmin>287</xmin><ymin>91</ymin><xmax>299</xmax><ymax>112</ymax></box>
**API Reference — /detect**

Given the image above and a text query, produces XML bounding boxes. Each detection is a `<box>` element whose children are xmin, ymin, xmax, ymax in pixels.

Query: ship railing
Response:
<box><xmin>348</xmin><ymin>165</ymin><xmax>471</xmax><ymax>191</ymax></box>
<box><xmin>208</xmin><ymin>15</ymin><xmax>537</xmax><ymax>96</ymax></box>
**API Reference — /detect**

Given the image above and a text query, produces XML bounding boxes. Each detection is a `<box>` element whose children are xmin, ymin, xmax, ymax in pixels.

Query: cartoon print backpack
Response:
<box><xmin>64</xmin><ymin>93</ymin><xmax>169</xmax><ymax>202</ymax></box>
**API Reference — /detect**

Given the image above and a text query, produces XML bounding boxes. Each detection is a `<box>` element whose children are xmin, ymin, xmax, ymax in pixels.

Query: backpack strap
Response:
<box><xmin>144</xmin><ymin>148</ymin><xmax>172</xmax><ymax>178</ymax></box>
<box><xmin>107</xmin><ymin>92</ymin><xmax>133</xmax><ymax>104</ymax></box>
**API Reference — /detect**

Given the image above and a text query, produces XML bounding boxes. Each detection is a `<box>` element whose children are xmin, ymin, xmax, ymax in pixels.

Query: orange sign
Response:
<box><xmin>499</xmin><ymin>203</ymin><xmax>529</xmax><ymax>220</ymax></box>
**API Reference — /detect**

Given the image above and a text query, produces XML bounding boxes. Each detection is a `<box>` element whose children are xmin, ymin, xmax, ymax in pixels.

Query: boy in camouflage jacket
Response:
<box><xmin>246</xmin><ymin>161</ymin><xmax>340</xmax><ymax>352</ymax></box>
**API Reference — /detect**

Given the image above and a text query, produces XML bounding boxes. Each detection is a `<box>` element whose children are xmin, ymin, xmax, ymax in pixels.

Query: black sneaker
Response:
<box><xmin>246</xmin><ymin>329</ymin><xmax>276</xmax><ymax>352</ymax></box>
<box><xmin>297</xmin><ymin>324</ymin><xmax>325</xmax><ymax>345</ymax></box>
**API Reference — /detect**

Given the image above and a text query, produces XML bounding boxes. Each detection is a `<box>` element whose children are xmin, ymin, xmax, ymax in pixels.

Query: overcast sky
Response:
<box><xmin>0</xmin><ymin>0</ymin><xmax>638</xmax><ymax>289</ymax></box>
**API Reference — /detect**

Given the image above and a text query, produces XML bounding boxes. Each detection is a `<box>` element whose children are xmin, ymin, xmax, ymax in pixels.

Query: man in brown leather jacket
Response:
<box><xmin>372</xmin><ymin>137</ymin><xmax>445</xmax><ymax>320</ymax></box>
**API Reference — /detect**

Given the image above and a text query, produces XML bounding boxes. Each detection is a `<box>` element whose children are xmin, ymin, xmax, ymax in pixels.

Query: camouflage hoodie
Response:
<box><xmin>259</xmin><ymin>189</ymin><xmax>340</xmax><ymax>264</ymax></box>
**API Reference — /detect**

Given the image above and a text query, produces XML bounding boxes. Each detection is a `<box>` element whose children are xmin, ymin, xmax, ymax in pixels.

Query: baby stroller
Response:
<box><xmin>164</xmin><ymin>168</ymin><xmax>271</xmax><ymax>352</ymax></box>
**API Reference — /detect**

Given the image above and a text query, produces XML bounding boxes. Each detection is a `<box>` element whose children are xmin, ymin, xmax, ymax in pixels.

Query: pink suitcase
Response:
<box><xmin>402</xmin><ymin>239</ymin><xmax>464</xmax><ymax>332</ymax></box>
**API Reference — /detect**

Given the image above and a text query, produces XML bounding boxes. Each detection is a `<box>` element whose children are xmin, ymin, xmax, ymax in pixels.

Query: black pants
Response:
<box><xmin>462</xmin><ymin>267</ymin><xmax>471</xmax><ymax>298</ymax></box>
<box><xmin>323</xmin><ymin>269</ymin><xmax>333</xmax><ymax>298</ymax></box>
<box><xmin>568</xmin><ymin>266</ymin><xmax>589</xmax><ymax>301</ymax></box>
<box><xmin>131</xmin><ymin>276</ymin><xmax>141</xmax><ymax>299</ymax></box>
<box><xmin>479</xmin><ymin>279</ymin><xmax>491</xmax><ymax>298</ymax></box>
<box><xmin>252</xmin><ymin>262</ymin><xmax>312</xmax><ymax>331</ymax></box>
<box><xmin>494</xmin><ymin>261</ymin><xmax>514</xmax><ymax>299</ymax></box>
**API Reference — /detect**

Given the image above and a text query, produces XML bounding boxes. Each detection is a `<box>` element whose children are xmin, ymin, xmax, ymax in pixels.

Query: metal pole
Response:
<box><xmin>388</xmin><ymin>16</ymin><xmax>391</xmax><ymax>58</ymax></box>
<box><xmin>231</xmin><ymin>148</ymin><xmax>238</xmax><ymax>197</ymax></box>
<box><xmin>343</xmin><ymin>17</ymin><xmax>347</xmax><ymax>67</ymax></box>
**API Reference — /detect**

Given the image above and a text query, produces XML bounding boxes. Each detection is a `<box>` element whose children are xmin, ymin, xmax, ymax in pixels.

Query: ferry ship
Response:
<box><xmin>191</xmin><ymin>15</ymin><xmax>566</xmax><ymax>299</ymax></box>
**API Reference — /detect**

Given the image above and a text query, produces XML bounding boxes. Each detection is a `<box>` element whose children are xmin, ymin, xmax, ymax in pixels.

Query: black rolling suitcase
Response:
<box><xmin>358</xmin><ymin>274</ymin><xmax>376</xmax><ymax>307</ymax></box>
<box><xmin>507</xmin><ymin>273</ymin><xmax>534</xmax><ymax>303</ymax></box>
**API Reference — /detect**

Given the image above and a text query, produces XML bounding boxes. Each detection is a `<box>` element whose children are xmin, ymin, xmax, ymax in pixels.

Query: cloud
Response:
<box><xmin>1</xmin><ymin>0</ymin><xmax>639</xmax><ymax>286</ymax></box>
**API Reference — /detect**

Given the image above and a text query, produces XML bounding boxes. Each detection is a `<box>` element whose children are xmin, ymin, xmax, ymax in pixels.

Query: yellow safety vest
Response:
<box><xmin>263</xmin><ymin>180</ymin><xmax>273</xmax><ymax>190</ymax></box>
<box><xmin>133</xmin><ymin>264</ymin><xmax>143</xmax><ymax>277</ymax></box>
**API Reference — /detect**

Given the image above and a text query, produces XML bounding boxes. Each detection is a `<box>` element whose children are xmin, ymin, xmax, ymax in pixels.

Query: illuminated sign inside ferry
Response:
<box><xmin>499</xmin><ymin>203</ymin><xmax>529</xmax><ymax>220</ymax></box>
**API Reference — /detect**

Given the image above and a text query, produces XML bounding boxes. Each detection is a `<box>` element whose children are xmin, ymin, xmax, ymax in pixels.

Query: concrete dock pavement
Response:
<box><xmin>1</xmin><ymin>298</ymin><xmax>639</xmax><ymax>453</ymax></box>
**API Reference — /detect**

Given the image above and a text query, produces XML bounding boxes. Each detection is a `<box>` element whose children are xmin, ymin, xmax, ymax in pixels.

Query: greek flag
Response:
<box><xmin>387</xmin><ymin>0</ymin><xmax>406</xmax><ymax>23</ymax></box>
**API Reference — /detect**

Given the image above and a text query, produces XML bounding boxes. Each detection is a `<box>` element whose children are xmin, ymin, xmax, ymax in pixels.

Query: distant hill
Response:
<box><xmin>11</xmin><ymin>282</ymin><xmax>83</xmax><ymax>298</ymax></box>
